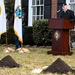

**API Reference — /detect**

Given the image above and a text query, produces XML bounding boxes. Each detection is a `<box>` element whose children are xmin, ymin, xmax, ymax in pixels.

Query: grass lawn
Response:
<box><xmin>0</xmin><ymin>45</ymin><xmax>75</xmax><ymax>75</ymax></box>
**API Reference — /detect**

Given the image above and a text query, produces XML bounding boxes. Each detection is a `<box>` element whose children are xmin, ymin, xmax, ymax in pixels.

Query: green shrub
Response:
<box><xmin>33</xmin><ymin>19</ymin><xmax>52</xmax><ymax>46</ymax></box>
<box><xmin>0</xmin><ymin>27</ymin><xmax>15</xmax><ymax>44</ymax></box>
<box><xmin>0</xmin><ymin>20</ymin><xmax>52</xmax><ymax>46</ymax></box>
<box><xmin>0</xmin><ymin>33</ymin><xmax>6</xmax><ymax>44</ymax></box>
<box><xmin>23</xmin><ymin>26</ymin><xmax>34</xmax><ymax>45</ymax></box>
<box><xmin>0</xmin><ymin>26</ymin><xmax>34</xmax><ymax>45</ymax></box>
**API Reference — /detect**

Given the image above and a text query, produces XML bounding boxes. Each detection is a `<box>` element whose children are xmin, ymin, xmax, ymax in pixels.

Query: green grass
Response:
<box><xmin>0</xmin><ymin>45</ymin><xmax>75</xmax><ymax>75</ymax></box>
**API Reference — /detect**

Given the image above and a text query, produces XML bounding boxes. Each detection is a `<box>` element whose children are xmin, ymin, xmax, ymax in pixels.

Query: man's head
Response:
<box><xmin>62</xmin><ymin>3</ymin><xmax>68</xmax><ymax>12</ymax></box>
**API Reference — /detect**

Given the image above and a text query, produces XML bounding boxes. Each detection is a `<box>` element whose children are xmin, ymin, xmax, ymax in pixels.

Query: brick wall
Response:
<box><xmin>51</xmin><ymin>0</ymin><xmax>58</xmax><ymax>18</ymax></box>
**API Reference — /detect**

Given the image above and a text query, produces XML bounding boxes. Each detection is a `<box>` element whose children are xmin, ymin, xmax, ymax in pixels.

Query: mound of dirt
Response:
<box><xmin>42</xmin><ymin>58</ymin><xmax>75</xmax><ymax>74</ymax></box>
<box><xmin>0</xmin><ymin>55</ymin><xmax>20</xmax><ymax>68</ymax></box>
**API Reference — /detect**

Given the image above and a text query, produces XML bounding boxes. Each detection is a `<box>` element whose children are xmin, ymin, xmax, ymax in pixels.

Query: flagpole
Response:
<box><xmin>21</xmin><ymin>42</ymin><xmax>23</xmax><ymax>49</ymax></box>
<box><xmin>6</xmin><ymin>30</ymin><xmax>8</xmax><ymax>48</ymax></box>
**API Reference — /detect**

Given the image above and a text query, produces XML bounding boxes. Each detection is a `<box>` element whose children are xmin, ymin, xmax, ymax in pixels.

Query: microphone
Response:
<box><xmin>57</xmin><ymin>8</ymin><xmax>62</xmax><ymax>13</ymax></box>
<box><xmin>57</xmin><ymin>10</ymin><xmax>61</xmax><ymax>13</ymax></box>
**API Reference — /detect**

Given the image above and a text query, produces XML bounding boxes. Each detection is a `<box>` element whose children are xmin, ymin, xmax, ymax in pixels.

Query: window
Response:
<box><xmin>69</xmin><ymin>0</ymin><xmax>75</xmax><ymax>31</ymax></box>
<box><xmin>32</xmin><ymin>0</ymin><xmax>44</xmax><ymax>22</ymax></box>
<box><xmin>70</xmin><ymin>0</ymin><xmax>74</xmax><ymax>2</ymax></box>
<box><xmin>69</xmin><ymin>0</ymin><xmax>75</xmax><ymax>14</ymax></box>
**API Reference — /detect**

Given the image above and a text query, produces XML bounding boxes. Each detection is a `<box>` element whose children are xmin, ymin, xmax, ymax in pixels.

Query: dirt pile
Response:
<box><xmin>0</xmin><ymin>55</ymin><xmax>20</xmax><ymax>68</ymax></box>
<box><xmin>42</xmin><ymin>58</ymin><xmax>75</xmax><ymax>74</ymax></box>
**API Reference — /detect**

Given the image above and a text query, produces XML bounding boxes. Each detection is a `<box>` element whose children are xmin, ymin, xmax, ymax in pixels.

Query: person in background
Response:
<box><xmin>15</xmin><ymin>9</ymin><xmax>25</xmax><ymax>50</ymax></box>
<box><xmin>59</xmin><ymin>3</ymin><xmax>75</xmax><ymax>50</ymax></box>
<box><xmin>15</xmin><ymin>20</ymin><xmax>25</xmax><ymax>49</ymax></box>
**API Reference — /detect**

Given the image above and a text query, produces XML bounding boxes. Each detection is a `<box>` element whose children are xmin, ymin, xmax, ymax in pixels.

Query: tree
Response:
<box><xmin>4</xmin><ymin>0</ymin><xmax>14</xmax><ymax>20</ymax></box>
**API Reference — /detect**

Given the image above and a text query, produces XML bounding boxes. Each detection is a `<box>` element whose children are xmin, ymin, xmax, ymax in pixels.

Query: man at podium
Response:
<box><xmin>60</xmin><ymin>3</ymin><xmax>75</xmax><ymax>21</ymax></box>
<box><xmin>47</xmin><ymin>3</ymin><xmax>75</xmax><ymax>55</ymax></box>
<box><xmin>60</xmin><ymin>3</ymin><xmax>75</xmax><ymax>50</ymax></box>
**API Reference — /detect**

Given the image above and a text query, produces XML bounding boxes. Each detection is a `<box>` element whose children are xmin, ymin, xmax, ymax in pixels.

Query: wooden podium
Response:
<box><xmin>48</xmin><ymin>18</ymin><xmax>74</xmax><ymax>55</ymax></box>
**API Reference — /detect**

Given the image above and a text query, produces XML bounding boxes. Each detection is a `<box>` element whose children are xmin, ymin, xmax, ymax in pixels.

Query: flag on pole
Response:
<box><xmin>14</xmin><ymin>0</ymin><xmax>23</xmax><ymax>43</ymax></box>
<box><xmin>0</xmin><ymin>0</ymin><xmax>6</xmax><ymax>35</ymax></box>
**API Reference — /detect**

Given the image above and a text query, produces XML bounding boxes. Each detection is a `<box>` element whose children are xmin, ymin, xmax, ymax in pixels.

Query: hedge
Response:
<box><xmin>33</xmin><ymin>19</ymin><xmax>52</xmax><ymax>46</ymax></box>
<box><xmin>0</xmin><ymin>26</ymin><xmax>34</xmax><ymax>45</ymax></box>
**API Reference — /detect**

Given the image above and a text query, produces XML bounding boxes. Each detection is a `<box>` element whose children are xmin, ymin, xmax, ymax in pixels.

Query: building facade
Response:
<box><xmin>22</xmin><ymin>0</ymin><xmax>75</xmax><ymax>26</ymax></box>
